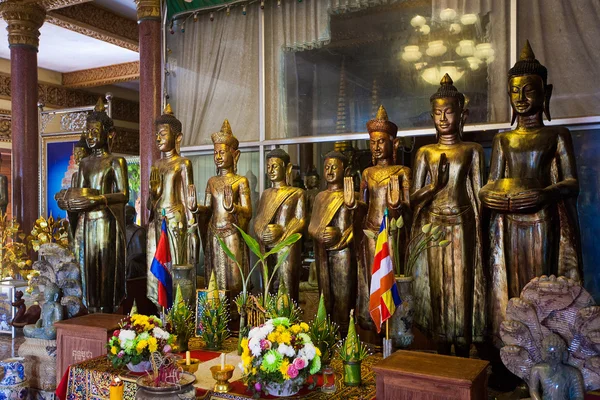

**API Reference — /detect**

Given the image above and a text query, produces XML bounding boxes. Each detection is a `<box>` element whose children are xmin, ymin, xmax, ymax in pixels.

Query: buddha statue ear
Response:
<box><xmin>460</xmin><ymin>108</ymin><xmax>469</xmax><ymax>139</ymax></box>
<box><xmin>233</xmin><ymin>149</ymin><xmax>241</xmax><ymax>173</ymax></box>
<box><xmin>544</xmin><ymin>83</ymin><xmax>553</xmax><ymax>121</ymax></box>
<box><xmin>284</xmin><ymin>162</ymin><xmax>293</xmax><ymax>186</ymax></box>
<box><xmin>107</xmin><ymin>127</ymin><xmax>117</xmax><ymax>152</ymax></box>
<box><xmin>393</xmin><ymin>137</ymin><xmax>400</xmax><ymax>165</ymax></box>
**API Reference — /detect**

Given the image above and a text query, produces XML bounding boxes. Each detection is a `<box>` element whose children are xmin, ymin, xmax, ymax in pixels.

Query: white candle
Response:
<box><xmin>221</xmin><ymin>353</ymin><xmax>225</xmax><ymax>370</ymax></box>
<box><xmin>186</xmin><ymin>351</ymin><xmax>191</xmax><ymax>366</ymax></box>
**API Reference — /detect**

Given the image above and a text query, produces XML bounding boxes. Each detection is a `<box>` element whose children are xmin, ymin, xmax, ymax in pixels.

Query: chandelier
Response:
<box><xmin>400</xmin><ymin>9</ymin><xmax>495</xmax><ymax>85</ymax></box>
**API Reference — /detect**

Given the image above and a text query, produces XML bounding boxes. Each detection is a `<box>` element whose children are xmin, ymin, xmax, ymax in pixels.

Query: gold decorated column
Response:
<box><xmin>0</xmin><ymin>1</ymin><xmax>45</xmax><ymax>230</ymax></box>
<box><xmin>136</xmin><ymin>0</ymin><xmax>161</xmax><ymax>226</ymax></box>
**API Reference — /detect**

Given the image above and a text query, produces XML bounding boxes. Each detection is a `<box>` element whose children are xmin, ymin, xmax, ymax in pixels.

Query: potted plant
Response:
<box><xmin>239</xmin><ymin>317</ymin><xmax>320</xmax><ymax>397</ymax></box>
<box><xmin>166</xmin><ymin>285</ymin><xmax>195</xmax><ymax>352</ymax></box>
<box><xmin>197</xmin><ymin>272</ymin><xmax>230</xmax><ymax>350</ymax></box>
<box><xmin>337</xmin><ymin>310</ymin><xmax>369</xmax><ymax>386</ymax></box>
<box><xmin>107</xmin><ymin>313</ymin><xmax>175</xmax><ymax>372</ymax></box>
<box><xmin>308</xmin><ymin>293</ymin><xmax>339</xmax><ymax>367</ymax></box>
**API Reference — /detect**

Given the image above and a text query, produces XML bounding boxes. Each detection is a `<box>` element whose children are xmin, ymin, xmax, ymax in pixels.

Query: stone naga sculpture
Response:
<box><xmin>500</xmin><ymin>275</ymin><xmax>600</xmax><ymax>396</ymax></box>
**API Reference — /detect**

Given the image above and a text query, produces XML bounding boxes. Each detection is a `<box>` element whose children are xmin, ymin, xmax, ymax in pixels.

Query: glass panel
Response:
<box><xmin>166</xmin><ymin>4</ymin><xmax>260</xmax><ymax>146</ymax></box>
<box><xmin>265</xmin><ymin>0</ymin><xmax>510</xmax><ymax>139</ymax></box>
<box><xmin>517</xmin><ymin>0</ymin><xmax>600</xmax><ymax>119</ymax></box>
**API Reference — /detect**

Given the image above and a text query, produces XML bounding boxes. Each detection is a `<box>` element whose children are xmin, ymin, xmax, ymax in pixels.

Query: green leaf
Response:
<box><xmin>234</xmin><ymin>224</ymin><xmax>263</xmax><ymax>260</ymax></box>
<box><xmin>421</xmin><ymin>223</ymin><xmax>432</xmax><ymax>234</ymax></box>
<box><xmin>216</xmin><ymin>235</ymin><xmax>239</xmax><ymax>265</ymax></box>
<box><xmin>315</xmin><ymin>293</ymin><xmax>327</xmax><ymax>326</ymax></box>
<box><xmin>264</xmin><ymin>233</ymin><xmax>302</xmax><ymax>258</ymax></box>
<box><xmin>266</xmin><ymin>247</ymin><xmax>293</xmax><ymax>293</ymax></box>
<box><xmin>439</xmin><ymin>239</ymin><xmax>451</xmax><ymax>247</ymax></box>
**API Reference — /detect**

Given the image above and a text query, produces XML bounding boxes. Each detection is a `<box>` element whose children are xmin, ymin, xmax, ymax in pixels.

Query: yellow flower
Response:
<box><xmin>111</xmin><ymin>346</ymin><xmax>118</xmax><ymax>355</ymax></box>
<box><xmin>278</xmin><ymin>332</ymin><xmax>291</xmax><ymax>345</ymax></box>
<box><xmin>279</xmin><ymin>360</ymin><xmax>290</xmax><ymax>380</ymax></box>
<box><xmin>136</xmin><ymin>340</ymin><xmax>148</xmax><ymax>354</ymax></box>
<box><xmin>300</xmin><ymin>322</ymin><xmax>309</xmax><ymax>332</ymax></box>
<box><xmin>276</xmin><ymin>325</ymin><xmax>286</xmax><ymax>333</ymax></box>
<box><xmin>290</xmin><ymin>325</ymin><xmax>302</xmax><ymax>334</ymax></box>
<box><xmin>315</xmin><ymin>347</ymin><xmax>322</xmax><ymax>357</ymax></box>
<box><xmin>267</xmin><ymin>332</ymin><xmax>279</xmax><ymax>343</ymax></box>
<box><xmin>241</xmin><ymin>353</ymin><xmax>253</xmax><ymax>368</ymax></box>
<box><xmin>148</xmin><ymin>337</ymin><xmax>158</xmax><ymax>353</ymax></box>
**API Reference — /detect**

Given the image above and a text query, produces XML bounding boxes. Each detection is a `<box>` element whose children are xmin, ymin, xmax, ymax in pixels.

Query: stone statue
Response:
<box><xmin>305</xmin><ymin>166</ymin><xmax>320</xmax><ymax>215</ymax></box>
<box><xmin>126</xmin><ymin>205</ymin><xmax>146</xmax><ymax>279</ymax></box>
<box><xmin>146</xmin><ymin>105</ymin><xmax>197</xmax><ymax>305</ymax></box>
<box><xmin>500</xmin><ymin>275</ymin><xmax>600</xmax><ymax>394</ymax></box>
<box><xmin>0</xmin><ymin>154</ymin><xmax>8</xmax><ymax>215</ymax></box>
<box><xmin>194</xmin><ymin>120</ymin><xmax>252</xmax><ymax>302</ymax></box>
<box><xmin>23</xmin><ymin>283</ymin><xmax>63</xmax><ymax>340</ymax></box>
<box><xmin>11</xmin><ymin>291</ymin><xmax>26</xmax><ymax>325</ymax></box>
<box><xmin>343</xmin><ymin>105</ymin><xmax>411</xmax><ymax>330</ymax></box>
<box><xmin>479</xmin><ymin>41</ymin><xmax>583</xmax><ymax>339</ymax></box>
<box><xmin>411</xmin><ymin>74</ymin><xmax>486</xmax><ymax>357</ymax></box>
<box><xmin>57</xmin><ymin>98</ymin><xmax>129</xmax><ymax>313</ymax></box>
<box><xmin>11</xmin><ymin>291</ymin><xmax>39</xmax><ymax>327</ymax></box>
<box><xmin>308</xmin><ymin>151</ymin><xmax>356</xmax><ymax>334</ymax></box>
<box><xmin>254</xmin><ymin>148</ymin><xmax>305</xmax><ymax>301</ymax></box>
<box><xmin>530</xmin><ymin>334</ymin><xmax>585</xmax><ymax>400</ymax></box>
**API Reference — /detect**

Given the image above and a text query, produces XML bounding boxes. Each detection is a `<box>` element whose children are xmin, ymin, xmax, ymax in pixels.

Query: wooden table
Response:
<box><xmin>372</xmin><ymin>350</ymin><xmax>489</xmax><ymax>400</ymax></box>
<box><xmin>55</xmin><ymin>313</ymin><xmax>124</xmax><ymax>385</ymax></box>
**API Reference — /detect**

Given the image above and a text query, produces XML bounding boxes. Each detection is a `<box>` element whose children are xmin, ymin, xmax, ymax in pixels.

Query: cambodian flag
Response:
<box><xmin>150</xmin><ymin>218</ymin><xmax>173</xmax><ymax>309</ymax></box>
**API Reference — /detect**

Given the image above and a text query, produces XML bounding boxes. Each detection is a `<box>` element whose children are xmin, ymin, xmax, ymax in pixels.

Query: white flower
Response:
<box><xmin>298</xmin><ymin>343</ymin><xmax>316</xmax><ymax>360</ymax></box>
<box><xmin>139</xmin><ymin>332</ymin><xmax>150</xmax><ymax>340</ymax></box>
<box><xmin>152</xmin><ymin>327</ymin><xmax>170</xmax><ymax>340</ymax></box>
<box><xmin>277</xmin><ymin>344</ymin><xmax>296</xmax><ymax>358</ymax></box>
<box><xmin>118</xmin><ymin>329</ymin><xmax>136</xmax><ymax>345</ymax></box>
<box><xmin>249</xmin><ymin>337</ymin><xmax>262</xmax><ymax>357</ymax></box>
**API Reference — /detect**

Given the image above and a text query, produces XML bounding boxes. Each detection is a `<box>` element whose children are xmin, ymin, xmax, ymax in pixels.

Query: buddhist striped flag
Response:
<box><xmin>369</xmin><ymin>211</ymin><xmax>401</xmax><ymax>333</ymax></box>
<box><xmin>150</xmin><ymin>218</ymin><xmax>173</xmax><ymax>309</ymax></box>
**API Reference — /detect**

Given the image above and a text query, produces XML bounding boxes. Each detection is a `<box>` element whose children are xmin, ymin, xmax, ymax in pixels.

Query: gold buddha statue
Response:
<box><xmin>479</xmin><ymin>41</ymin><xmax>582</xmax><ymax>339</ymax></box>
<box><xmin>194</xmin><ymin>120</ymin><xmax>252</xmax><ymax>301</ymax></box>
<box><xmin>146</xmin><ymin>104</ymin><xmax>197</xmax><ymax>306</ymax></box>
<box><xmin>57</xmin><ymin>98</ymin><xmax>129</xmax><ymax>312</ymax></box>
<box><xmin>308</xmin><ymin>151</ymin><xmax>356</xmax><ymax>334</ymax></box>
<box><xmin>344</xmin><ymin>105</ymin><xmax>411</xmax><ymax>330</ymax></box>
<box><xmin>411</xmin><ymin>74</ymin><xmax>486</xmax><ymax>357</ymax></box>
<box><xmin>254</xmin><ymin>148</ymin><xmax>305</xmax><ymax>302</ymax></box>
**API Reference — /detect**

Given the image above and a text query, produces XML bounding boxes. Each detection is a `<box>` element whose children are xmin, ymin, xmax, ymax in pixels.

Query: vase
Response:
<box><xmin>172</xmin><ymin>264</ymin><xmax>196</xmax><ymax>305</ymax></box>
<box><xmin>0</xmin><ymin>357</ymin><xmax>29</xmax><ymax>399</ymax></box>
<box><xmin>343</xmin><ymin>360</ymin><xmax>361</xmax><ymax>386</ymax></box>
<box><xmin>264</xmin><ymin>377</ymin><xmax>304</xmax><ymax>397</ymax></box>
<box><xmin>127</xmin><ymin>360</ymin><xmax>152</xmax><ymax>373</ymax></box>
<box><xmin>389</xmin><ymin>275</ymin><xmax>414</xmax><ymax>349</ymax></box>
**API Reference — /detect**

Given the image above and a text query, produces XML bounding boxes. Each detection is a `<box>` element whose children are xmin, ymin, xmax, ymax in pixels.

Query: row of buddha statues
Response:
<box><xmin>55</xmin><ymin>41</ymin><xmax>582</xmax><ymax>357</ymax></box>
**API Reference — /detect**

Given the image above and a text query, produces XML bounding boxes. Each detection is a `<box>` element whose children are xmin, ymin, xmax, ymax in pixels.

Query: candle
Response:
<box><xmin>221</xmin><ymin>353</ymin><xmax>225</xmax><ymax>370</ymax></box>
<box><xmin>109</xmin><ymin>377</ymin><xmax>124</xmax><ymax>400</ymax></box>
<box><xmin>186</xmin><ymin>351</ymin><xmax>191</xmax><ymax>366</ymax></box>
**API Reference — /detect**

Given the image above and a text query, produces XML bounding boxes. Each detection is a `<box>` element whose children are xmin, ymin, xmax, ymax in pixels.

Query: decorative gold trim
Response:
<box><xmin>39</xmin><ymin>0</ymin><xmax>93</xmax><ymax>11</ymax></box>
<box><xmin>0</xmin><ymin>111</ymin><xmax>10</xmax><ymax>143</ymax></box>
<box><xmin>0</xmin><ymin>1</ymin><xmax>45</xmax><ymax>49</ymax></box>
<box><xmin>62</xmin><ymin>62</ymin><xmax>140</xmax><ymax>88</ymax></box>
<box><xmin>135</xmin><ymin>0</ymin><xmax>160</xmax><ymax>22</ymax></box>
<box><xmin>112</xmin><ymin>127</ymin><xmax>140</xmax><ymax>155</ymax></box>
<box><xmin>47</xmin><ymin>3</ymin><xmax>138</xmax><ymax>52</ymax></box>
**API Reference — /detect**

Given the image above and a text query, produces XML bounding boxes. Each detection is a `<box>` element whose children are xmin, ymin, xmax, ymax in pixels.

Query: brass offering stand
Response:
<box><xmin>210</xmin><ymin>365</ymin><xmax>235</xmax><ymax>393</ymax></box>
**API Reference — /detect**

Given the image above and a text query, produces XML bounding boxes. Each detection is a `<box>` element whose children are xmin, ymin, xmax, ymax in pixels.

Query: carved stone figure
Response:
<box><xmin>308</xmin><ymin>151</ymin><xmax>356</xmax><ymax>334</ymax></box>
<box><xmin>411</xmin><ymin>74</ymin><xmax>486</xmax><ymax>357</ymax></box>
<box><xmin>11</xmin><ymin>291</ymin><xmax>26</xmax><ymax>325</ymax></box>
<box><xmin>195</xmin><ymin>120</ymin><xmax>252</xmax><ymax>302</ymax></box>
<box><xmin>57</xmin><ymin>98</ymin><xmax>129</xmax><ymax>312</ymax></box>
<box><xmin>254</xmin><ymin>148</ymin><xmax>305</xmax><ymax>301</ymax></box>
<box><xmin>23</xmin><ymin>283</ymin><xmax>63</xmax><ymax>340</ymax></box>
<box><xmin>500</xmin><ymin>275</ymin><xmax>600</xmax><ymax>394</ymax></box>
<box><xmin>480</xmin><ymin>41</ymin><xmax>583</xmax><ymax>340</ymax></box>
<box><xmin>146</xmin><ymin>105</ymin><xmax>197</xmax><ymax>305</ymax></box>
<box><xmin>343</xmin><ymin>105</ymin><xmax>411</xmax><ymax>330</ymax></box>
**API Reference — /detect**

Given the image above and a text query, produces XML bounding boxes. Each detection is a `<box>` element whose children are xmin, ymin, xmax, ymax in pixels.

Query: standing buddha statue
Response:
<box><xmin>479</xmin><ymin>41</ymin><xmax>582</xmax><ymax>339</ymax></box>
<box><xmin>308</xmin><ymin>151</ymin><xmax>356</xmax><ymax>334</ymax></box>
<box><xmin>146</xmin><ymin>104</ymin><xmax>197</xmax><ymax>306</ymax></box>
<box><xmin>344</xmin><ymin>105</ymin><xmax>411</xmax><ymax>330</ymax></box>
<box><xmin>195</xmin><ymin>120</ymin><xmax>252</xmax><ymax>303</ymax></box>
<box><xmin>254</xmin><ymin>148</ymin><xmax>305</xmax><ymax>302</ymax></box>
<box><xmin>57</xmin><ymin>98</ymin><xmax>129</xmax><ymax>312</ymax></box>
<box><xmin>411</xmin><ymin>74</ymin><xmax>486</xmax><ymax>357</ymax></box>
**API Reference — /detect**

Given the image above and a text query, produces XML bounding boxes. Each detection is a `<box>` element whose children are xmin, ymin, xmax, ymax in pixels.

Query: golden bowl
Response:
<box><xmin>64</xmin><ymin>187</ymin><xmax>100</xmax><ymax>199</ymax></box>
<box><xmin>176</xmin><ymin>358</ymin><xmax>200</xmax><ymax>374</ymax></box>
<box><xmin>210</xmin><ymin>365</ymin><xmax>235</xmax><ymax>393</ymax></box>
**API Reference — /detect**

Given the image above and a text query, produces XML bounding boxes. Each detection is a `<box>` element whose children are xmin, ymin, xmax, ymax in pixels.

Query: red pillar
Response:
<box><xmin>0</xmin><ymin>2</ymin><xmax>45</xmax><ymax>230</ymax></box>
<box><xmin>136</xmin><ymin>0</ymin><xmax>161</xmax><ymax>226</ymax></box>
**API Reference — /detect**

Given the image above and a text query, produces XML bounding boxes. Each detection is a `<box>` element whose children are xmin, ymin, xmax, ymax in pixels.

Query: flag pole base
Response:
<box><xmin>383</xmin><ymin>338</ymin><xmax>393</xmax><ymax>359</ymax></box>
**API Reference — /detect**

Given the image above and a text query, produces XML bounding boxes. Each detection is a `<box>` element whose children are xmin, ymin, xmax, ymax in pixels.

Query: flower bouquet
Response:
<box><xmin>239</xmin><ymin>317</ymin><xmax>320</xmax><ymax>397</ymax></box>
<box><xmin>107</xmin><ymin>314</ymin><xmax>176</xmax><ymax>372</ymax></box>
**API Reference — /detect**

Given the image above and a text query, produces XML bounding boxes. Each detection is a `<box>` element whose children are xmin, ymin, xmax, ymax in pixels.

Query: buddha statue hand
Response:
<box><xmin>321</xmin><ymin>226</ymin><xmax>341</xmax><ymax>248</ymax></box>
<box><xmin>480</xmin><ymin>187</ymin><xmax>510</xmax><ymax>211</ymax></box>
<box><xmin>67</xmin><ymin>195</ymin><xmax>104</xmax><ymax>212</ymax></box>
<box><xmin>263</xmin><ymin>224</ymin><xmax>284</xmax><ymax>246</ymax></box>
<box><xmin>149</xmin><ymin>166</ymin><xmax>163</xmax><ymax>200</ymax></box>
<box><xmin>387</xmin><ymin>175</ymin><xmax>401</xmax><ymax>209</ymax></box>
<box><xmin>223</xmin><ymin>184</ymin><xmax>234</xmax><ymax>213</ymax></box>
<box><xmin>435</xmin><ymin>153</ymin><xmax>449</xmax><ymax>192</ymax></box>
<box><xmin>509</xmin><ymin>188</ymin><xmax>549</xmax><ymax>212</ymax></box>
<box><xmin>187</xmin><ymin>184</ymin><xmax>198</xmax><ymax>213</ymax></box>
<box><xmin>344</xmin><ymin>176</ymin><xmax>357</xmax><ymax>209</ymax></box>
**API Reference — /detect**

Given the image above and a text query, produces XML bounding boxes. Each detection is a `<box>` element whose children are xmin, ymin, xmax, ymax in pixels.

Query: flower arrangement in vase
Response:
<box><xmin>107</xmin><ymin>313</ymin><xmax>176</xmax><ymax>372</ymax></box>
<box><xmin>239</xmin><ymin>317</ymin><xmax>320</xmax><ymax>397</ymax></box>
<box><xmin>197</xmin><ymin>272</ymin><xmax>230</xmax><ymax>350</ymax></box>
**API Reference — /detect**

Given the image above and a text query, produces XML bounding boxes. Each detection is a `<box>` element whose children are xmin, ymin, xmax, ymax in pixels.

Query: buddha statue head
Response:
<box><xmin>266</xmin><ymin>148</ymin><xmax>291</xmax><ymax>185</ymax></box>
<box><xmin>85</xmin><ymin>98</ymin><xmax>115</xmax><ymax>151</ymax></box>
<box><xmin>366</xmin><ymin>105</ymin><xmax>399</xmax><ymax>165</ymax></box>
<box><xmin>541</xmin><ymin>333</ymin><xmax>568</xmax><ymax>367</ymax></box>
<box><xmin>211</xmin><ymin>119</ymin><xmax>240</xmax><ymax>173</ymax></box>
<box><xmin>430</xmin><ymin>73</ymin><xmax>468</xmax><ymax>140</ymax></box>
<box><xmin>305</xmin><ymin>166</ymin><xmax>320</xmax><ymax>189</ymax></box>
<box><xmin>43</xmin><ymin>282</ymin><xmax>60</xmax><ymax>304</ymax></box>
<box><xmin>73</xmin><ymin>134</ymin><xmax>91</xmax><ymax>164</ymax></box>
<box><xmin>323</xmin><ymin>151</ymin><xmax>348</xmax><ymax>185</ymax></box>
<box><xmin>155</xmin><ymin>104</ymin><xmax>183</xmax><ymax>154</ymax></box>
<box><xmin>508</xmin><ymin>40</ymin><xmax>552</xmax><ymax>123</ymax></box>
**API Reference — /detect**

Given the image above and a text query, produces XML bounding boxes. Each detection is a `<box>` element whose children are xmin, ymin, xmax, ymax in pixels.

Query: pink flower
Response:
<box><xmin>113</xmin><ymin>330</ymin><xmax>120</xmax><ymax>337</ymax></box>
<box><xmin>117</xmin><ymin>351</ymin><xmax>124</xmax><ymax>358</ymax></box>
<box><xmin>163</xmin><ymin>345</ymin><xmax>172</xmax><ymax>353</ymax></box>
<box><xmin>254</xmin><ymin>382</ymin><xmax>262</xmax><ymax>391</ymax></box>
<box><xmin>287</xmin><ymin>364</ymin><xmax>299</xmax><ymax>379</ymax></box>
<box><xmin>293</xmin><ymin>357</ymin><xmax>307</xmax><ymax>370</ymax></box>
<box><xmin>260</xmin><ymin>339</ymin><xmax>271</xmax><ymax>351</ymax></box>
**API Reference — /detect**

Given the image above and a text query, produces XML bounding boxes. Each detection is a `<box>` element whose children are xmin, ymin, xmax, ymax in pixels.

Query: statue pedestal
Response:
<box><xmin>18</xmin><ymin>337</ymin><xmax>57</xmax><ymax>391</ymax></box>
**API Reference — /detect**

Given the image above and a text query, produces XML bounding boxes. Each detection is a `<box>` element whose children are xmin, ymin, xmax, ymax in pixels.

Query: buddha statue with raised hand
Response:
<box><xmin>254</xmin><ymin>148</ymin><xmax>305</xmax><ymax>302</ymax></box>
<box><xmin>344</xmin><ymin>105</ymin><xmax>411</xmax><ymax>330</ymax></box>
<box><xmin>146</xmin><ymin>104</ymin><xmax>197</xmax><ymax>306</ymax></box>
<box><xmin>193</xmin><ymin>120</ymin><xmax>252</xmax><ymax>302</ymax></box>
<box><xmin>411</xmin><ymin>74</ymin><xmax>486</xmax><ymax>357</ymax></box>
<box><xmin>480</xmin><ymin>41</ymin><xmax>582</xmax><ymax>338</ymax></box>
